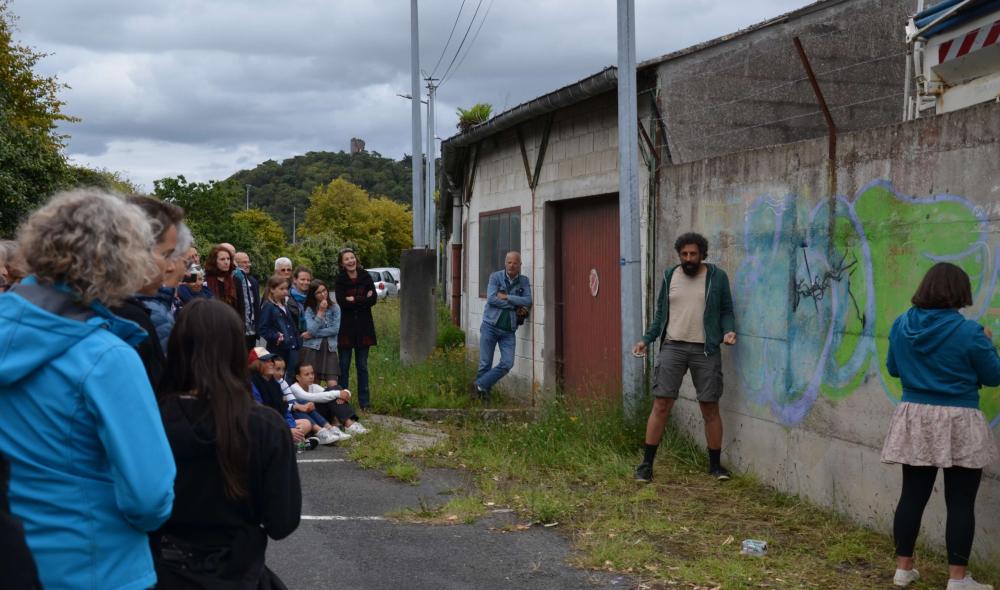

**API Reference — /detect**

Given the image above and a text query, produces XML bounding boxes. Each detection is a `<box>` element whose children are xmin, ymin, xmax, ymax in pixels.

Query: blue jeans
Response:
<box><xmin>338</xmin><ymin>346</ymin><xmax>370</xmax><ymax>409</ymax></box>
<box><xmin>475</xmin><ymin>321</ymin><xmax>516</xmax><ymax>392</ymax></box>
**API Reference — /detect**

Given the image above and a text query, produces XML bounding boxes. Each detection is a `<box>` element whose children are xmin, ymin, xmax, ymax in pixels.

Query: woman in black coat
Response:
<box><xmin>334</xmin><ymin>248</ymin><xmax>378</xmax><ymax>409</ymax></box>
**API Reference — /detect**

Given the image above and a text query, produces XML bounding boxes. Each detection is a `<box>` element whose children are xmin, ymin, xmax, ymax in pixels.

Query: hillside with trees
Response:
<box><xmin>228</xmin><ymin>150</ymin><xmax>412</xmax><ymax>237</ymax></box>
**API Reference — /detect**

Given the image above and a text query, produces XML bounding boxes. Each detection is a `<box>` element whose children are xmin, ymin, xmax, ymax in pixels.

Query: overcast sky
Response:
<box><xmin>11</xmin><ymin>0</ymin><xmax>810</xmax><ymax>191</ymax></box>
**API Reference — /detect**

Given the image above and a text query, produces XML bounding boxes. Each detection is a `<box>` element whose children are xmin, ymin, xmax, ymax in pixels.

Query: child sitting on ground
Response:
<box><xmin>273</xmin><ymin>357</ymin><xmax>350</xmax><ymax>445</ymax></box>
<box><xmin>291</xmin><ymin>363</ymin><xmax>369</xmax><ymax>435</ymax></box>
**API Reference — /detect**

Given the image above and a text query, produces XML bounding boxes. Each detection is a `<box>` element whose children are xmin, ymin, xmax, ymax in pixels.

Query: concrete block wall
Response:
<box><xmin>655</xmin><ymin>0</ymin><xmax>912</xmax><ymax>164</ymax></box>
<box><xmin>656</xmin><ymin>101</ymin><xmax>1000</xmax><ymax>560</ymax></box>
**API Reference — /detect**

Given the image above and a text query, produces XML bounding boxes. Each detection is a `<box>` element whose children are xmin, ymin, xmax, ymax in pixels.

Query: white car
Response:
<box><xmin>367</xmin><ymin>269</ymin><xmax>398</xmax><ymax>299</ymax></box>
<box><xmin>367</xmin><ymin>267</ymin><xmax>400</xmax><ymax>297</ymax></box>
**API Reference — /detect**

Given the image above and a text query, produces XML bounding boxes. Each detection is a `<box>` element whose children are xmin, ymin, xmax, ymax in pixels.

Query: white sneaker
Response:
<box><xmin>346</xmin><ymin>422</ymin><xmax>369</xmax><ymax>435</ymax></box>
<box><xmin>316</xmin><ymin>429</ymin><xmax>339</xmax><ymax>445</ymax></box>
<box><xmin>893</xmin><ymin>568</ymin><xmax>920</xmax><ymax>587</ymax></box>
<box><xmin>947</xmin><ymin>574</ymin><xmax>994</xmax><ymax>590</ymax></box>
<box><xmin>331</xmin><ymin>426</ymin><xmax>352</xmax><ymax>441</ymax></box>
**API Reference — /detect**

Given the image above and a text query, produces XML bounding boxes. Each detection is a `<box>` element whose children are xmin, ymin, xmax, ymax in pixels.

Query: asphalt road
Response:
<box><xmin>266</xmin><ymin>443</ymin><xmax>634</xmax><ymax>590</ymax></box>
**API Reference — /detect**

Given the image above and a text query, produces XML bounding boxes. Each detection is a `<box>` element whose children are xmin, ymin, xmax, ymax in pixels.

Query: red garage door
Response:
<box><xmin>556</xmin><ymin>195</ymin><xmax>621</xmax><ymax>399</ymax></box>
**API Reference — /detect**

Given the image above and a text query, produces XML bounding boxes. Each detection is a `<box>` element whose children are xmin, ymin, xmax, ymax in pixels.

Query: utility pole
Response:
<box><xmin>410</xmin><ymin>0</ymin><xmax>425</xmax><ymax>247</ymax></box>
<box><xmin>617</xmin><ymin>0</ymin><xmax>643</xmax><ymax>418</ymax></box>
<box><xmin>425</xmin><ymin>78</ymin><xmax>438</xmax><ymax>249</ymax></box>
<box><xmin>292</xmin><ymin>206</ymin><xmax>297</xmax><ymax>245</ymax></box>
<box><xmin>245</xmin><ymin>184</ymin><xmax>251</xmax><ymax>210</ymax></box>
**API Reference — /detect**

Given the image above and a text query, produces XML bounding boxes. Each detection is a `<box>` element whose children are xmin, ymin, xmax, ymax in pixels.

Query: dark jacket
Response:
<box><xmin>239</xmin><ymin>275</ymin><xmax>261</xmax><ymax>337</ymax></box>
<box><xmin>257</xmin><ymin>301</ymin><xmax>301</xmax><ymax>353</ymax></box>
<box><xmin>151</xmin><ymin>394</ymin><xmax>300</xmax><ymax>588</ymax></box>
<box><xmin>641</xmin><ymin>263</ymin><xmax>736</xmax><ymax>356</ymax></box>
<box><xmin>334</xmin><ymin>270</ymin><xmax>378</xmax><ymax>348</ymax></box>
<box><xmin>250</xmin><ymin>373</ymin><xmax>289</xmax><ymax>419</ymax></box>
<box><xmin>887</xmin><ymin>307</ymin><xmax>1000</xmax><ymax>409</ymax></box>
<box><xmin>0</xmin><ymin>454</ymin><xmax>41</xmax><ymax>589</ymax></box>
<box><xmin>111</xmin><ymin>295</ymin><xmax>166</xmax><ymax>391</ymax></box>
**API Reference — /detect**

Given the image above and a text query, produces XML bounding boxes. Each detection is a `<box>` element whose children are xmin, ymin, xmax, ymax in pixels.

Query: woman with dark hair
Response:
<box><xmin>154</xmin><ymin>298</ymin><xmax>300</xmax><ymax>588</ymax></box>
<box><xmin>301</xmin><ymin>279</ymin><xmax>341</xmax><ymax>384</ymax></box>
<box><xmin>334</xmin><ymin>248</ymin><xmax>378</xmax><ymax>410</ymax></box>
<box><xmin>204</xmin><ymin>244</ymin><xmax>245</xmax><ymax>317</ymax></box>
<box><xmin>882</xmin><ymin>262</ymin><xmax>1000</xmax><ymax>590</ymax></box>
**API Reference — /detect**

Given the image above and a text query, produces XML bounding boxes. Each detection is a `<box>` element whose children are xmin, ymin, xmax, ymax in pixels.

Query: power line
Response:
<box><xmin>438</xmin><ymin>0</ymin><xmax>484</xmax><ymax>85</ymax></box>
<box><xmin>429</xmin><ymin>0</ymin><xmax>467</xmax><ymax>79</ymax></box>
<box><xmin>440</xmin><ymin>0</ymin><xmax>494</xmax><ymax>88</ymax></box>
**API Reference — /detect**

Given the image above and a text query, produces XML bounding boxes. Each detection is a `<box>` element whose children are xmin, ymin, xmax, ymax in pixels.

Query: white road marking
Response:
<box><xmin>296</xmin><ymin>459</ymin><xmax>346</xmax><ymax>463</ymax></box>
<box><xmin>300</xmin><ymin>515</ymin><xmax>387</xmax><ymax>521</ymax></box>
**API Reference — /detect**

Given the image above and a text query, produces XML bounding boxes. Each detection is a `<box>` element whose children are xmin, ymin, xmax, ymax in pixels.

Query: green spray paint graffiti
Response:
<box><xmin>733</xmin><ymin>181</ymin><xmax>1000</xmax><ymax>427</ymax></box>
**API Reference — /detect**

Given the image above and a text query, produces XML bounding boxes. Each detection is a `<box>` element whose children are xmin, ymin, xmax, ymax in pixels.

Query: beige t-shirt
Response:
<box><xmin>666</xmin><ymin>267</ymin><xmax>706</xmax><ymax>343</ymax></box>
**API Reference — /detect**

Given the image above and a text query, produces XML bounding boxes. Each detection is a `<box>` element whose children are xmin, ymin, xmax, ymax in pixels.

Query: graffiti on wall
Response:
<box><xmin>733</xmin><ymin>180</ymin><xmax>1000</xmax><ymax>428</ymax></box>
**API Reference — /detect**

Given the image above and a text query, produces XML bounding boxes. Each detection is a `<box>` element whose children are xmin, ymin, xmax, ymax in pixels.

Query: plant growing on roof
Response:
<box><xmin>455</xmin><ymin>103</ymin><xmax>492</xmax><ymax>132</ymax></box>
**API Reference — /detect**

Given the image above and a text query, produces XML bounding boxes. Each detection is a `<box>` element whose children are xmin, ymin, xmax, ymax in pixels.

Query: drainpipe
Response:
<box><xmin>450</xmin><ymin>187</ymin><xmax>463</xmax><ymax>326</ymax></box>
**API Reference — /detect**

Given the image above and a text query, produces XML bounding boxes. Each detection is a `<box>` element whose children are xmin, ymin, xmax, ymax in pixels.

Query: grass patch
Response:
<box><xmin>391</xmin><ymin>495</ymin><xmax>487</xmax><ymax>525</ymax></box>
<box><xmin>425</xmin><ymin>400</ymin><xmax>1000</xmax><ymax>589</ymax></box>
<box><xmin>365</xmin><ymin>299</ymin><xmax>479</xmax><ymax>415</ymax></box>
<box><xmin>366</xmin><ymin>300</ymin><xmax>1000</xmax><ymax>588</ymax></box>
<box><xmin>345</xmin><ymin>423</ymin><xmax>421</xmax><ymax>484</ymax></box>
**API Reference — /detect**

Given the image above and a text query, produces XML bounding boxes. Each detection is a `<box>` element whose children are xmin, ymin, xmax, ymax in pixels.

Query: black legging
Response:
<box><xmin>894</xmin><ymin>464</ymin><xmax>982</xmax><ymax>566</ymax></box>
<box><xmin>315</xmin><ymin>400</ymin><xmax>358</xmax><ymax>426</ymax></box>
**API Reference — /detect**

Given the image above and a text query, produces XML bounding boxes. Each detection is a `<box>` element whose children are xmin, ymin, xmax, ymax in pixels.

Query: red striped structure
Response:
<box><xmin>938</xmin><ymin>19</ymin><xmax>1000</xmax><ymax>64</ymax></box>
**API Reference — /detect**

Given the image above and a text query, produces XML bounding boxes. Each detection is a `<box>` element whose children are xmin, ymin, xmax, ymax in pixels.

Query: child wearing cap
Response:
<box><xmin>248</xmin><ymin>347</ymin><xmax>317</xmax><ymax>450</ymax></box>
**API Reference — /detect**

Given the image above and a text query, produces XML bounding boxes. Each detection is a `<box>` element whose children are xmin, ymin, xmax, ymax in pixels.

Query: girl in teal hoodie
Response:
<box><xmin>882</xmin><ymin>262</ymin><xmax>1000</xmax><ymax>590</ymax></box>
<box><xmin>0</xmin><ymin>191</ymin><xmax>176</xmax><ymax>590</ymax></box>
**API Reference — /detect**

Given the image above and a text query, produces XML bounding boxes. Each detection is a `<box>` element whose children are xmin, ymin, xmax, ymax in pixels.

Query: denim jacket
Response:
<box><xmin>481</xmin><ymin>270</ymin><xmax>532</xmax><ymax>331</ymax></box>
<box><xmin>303</xmin><ymin>305</ymin><xmax>341</xmax><ymax>352</ymax></box>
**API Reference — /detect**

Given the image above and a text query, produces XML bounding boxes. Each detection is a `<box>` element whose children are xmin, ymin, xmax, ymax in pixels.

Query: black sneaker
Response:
<box><xmin>709</xmin><ymin>465</ymin><xmax>731</xmax><ymax>481</ymax></box>
<box><xmin>634</xmin><ymin>462</ymin><xmax>653</xmax><ymax>482</ymax></box>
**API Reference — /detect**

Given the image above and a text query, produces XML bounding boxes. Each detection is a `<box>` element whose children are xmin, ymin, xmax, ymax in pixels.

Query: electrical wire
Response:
<box><xmin>439</xmin><ymin>0</ymin><xmax>484</xmax><ymax>85</ymax></box>
<box><xmin>440</xmin><ymin>0</ymin><xmax>494</xmax><ymax>88</ymax></box>
<box><xmin>429</xmin><ymin>0</ymin><xmax>467</xmax><ymax>79</ymax></box>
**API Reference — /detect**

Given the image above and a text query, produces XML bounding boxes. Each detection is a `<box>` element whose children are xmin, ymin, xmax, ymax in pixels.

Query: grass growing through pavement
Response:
<box><xmin>365</xmin><ymin>300</ymin><xmax>1000</xmax><ymax>588</ymax></box>
<box><xmin>343</xmin><ymin>423</ymin><xmax>420</xmax><ymax>484</ymax></box>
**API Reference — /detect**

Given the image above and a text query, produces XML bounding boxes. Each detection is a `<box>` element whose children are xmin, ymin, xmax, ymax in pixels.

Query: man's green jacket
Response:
<box><xmin>641</xmin><ymin>263</ymin><xmax>736</xmax><ymax>356</ymax></box>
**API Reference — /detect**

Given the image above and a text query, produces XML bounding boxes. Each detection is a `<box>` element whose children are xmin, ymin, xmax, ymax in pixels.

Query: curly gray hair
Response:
<box><xmin>17</xmin><ymin>189</ymin><xmax>158</xmax><ymax>307</ymax></box>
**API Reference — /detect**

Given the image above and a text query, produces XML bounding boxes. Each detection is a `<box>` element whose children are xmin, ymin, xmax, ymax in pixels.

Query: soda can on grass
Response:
<box><xmin>740</xmin><ymin>539</ymin><xmax>768</xmax><ymax>556</ymax></box>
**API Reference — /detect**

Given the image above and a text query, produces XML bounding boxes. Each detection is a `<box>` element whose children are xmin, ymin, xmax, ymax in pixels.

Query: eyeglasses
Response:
<box><xmin>338</xmin><ymin>248</ymin><xmax>355</xmax><ymax>255</ymax></box>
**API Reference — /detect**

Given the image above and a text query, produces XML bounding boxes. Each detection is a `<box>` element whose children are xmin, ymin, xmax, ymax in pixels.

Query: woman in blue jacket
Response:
<box><xmin>882</xmin><ymin>262</ymin><xmax>1000</xmax><ymax>590</ymax></box>
<box><xmin>257</xmin><ymin>274</ymin><xmax>302</xmax><ymax>377</ymax></box>
<box><xmin>301</xmin><ymin>279</ymin><xmax>342</xmax><ymax>384</ymax></box>
<box><xmin>0</xmin><ymin>190</ymin><xmax>176</xmax><ymax>590</ymax></box>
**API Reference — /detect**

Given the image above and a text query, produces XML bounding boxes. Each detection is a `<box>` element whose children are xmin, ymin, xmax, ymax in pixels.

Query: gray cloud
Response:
<box><xmin>10</xmin><ymin>0</ymin><xmax>809</xmax><ymax>189</ymax></box>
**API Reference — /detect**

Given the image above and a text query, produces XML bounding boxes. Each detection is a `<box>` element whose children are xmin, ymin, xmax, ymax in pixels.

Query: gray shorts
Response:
<box><xmin>652</xmin><ymin>340</ymin><xmax>723</xmax><ymax>402</ymax></box>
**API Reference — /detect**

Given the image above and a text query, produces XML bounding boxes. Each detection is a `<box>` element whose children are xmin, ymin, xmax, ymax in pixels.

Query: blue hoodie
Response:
<box><xmin>887</xmin><ymin>307</ymin><xmax>1000</xmax><ymax>409</ymax></box>
<box><xmin>0</xmin><ymin>279</ymin><xmax>176</xmax><ymax>590</ymax></box>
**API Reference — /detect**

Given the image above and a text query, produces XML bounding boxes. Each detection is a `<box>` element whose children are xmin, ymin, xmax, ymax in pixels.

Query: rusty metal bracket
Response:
<box><xmin>516</xmin><ymin>127</ymin><xmax>533</xmax><ymax>189</ymax></box>
<box><xmin>793</xmin><ymin>36</ymin><xmax>837</xmax><ymax>197</ymax></box>
<box><xmin>516</xmin><ymin>115</ymin><xmax>555</xmax><ymax>192</ymax></box>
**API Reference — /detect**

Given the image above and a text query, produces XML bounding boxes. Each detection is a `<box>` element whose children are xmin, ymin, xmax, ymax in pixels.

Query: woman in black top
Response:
<box><xmin>334</xmin><ymin>248</ymin><xmax>378</xmax><ymax>409</ymax></box>
<box><xmin>153</xmin><ymin>299</ymin><xmax>300</xmax><ymax>589</ymax></box>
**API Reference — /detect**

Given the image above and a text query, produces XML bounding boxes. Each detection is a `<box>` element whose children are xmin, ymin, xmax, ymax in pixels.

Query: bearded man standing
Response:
<box><xmin>632</xmin><ymin>232</ymin><xmax>737</xmax><ymax>483</ymax></box>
